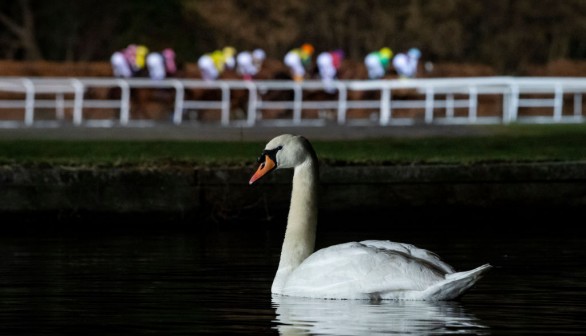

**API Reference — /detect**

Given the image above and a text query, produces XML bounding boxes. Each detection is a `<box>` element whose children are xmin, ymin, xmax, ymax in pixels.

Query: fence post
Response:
<box><xmin>506</xmin><ymin>83</ymin><xmax>519</xmax><ymax>124</ymax></box>
<box><xmin>553</xmin><ymin>83</ymin><xmax>563</xmax><ymax>122</ymax></box>
<box><xmin>574</xmin><ymin>93</ymin><xmax>583</xmax><ymax>119</ymax></box>
<box><xmin>468</xmin><ymin>86</ymin><xmax>478</xmax><ymax>123</ymax></box>
<box><xmin>293</xmin><ymin>83</ymin><xmax>302</xmax><ymax>125</ymax></box>
<box><xmin>446</xmin><ymin>93</ymin><xmax>454</xmax><ymax>120</ymax></box>
<box><xmin>220</xmin><ymin>82</ymin><xmax>231</xmax><ymax>126</ymax></box>
<box><xmin>424</xmin><ymin>86</ymin><xmax>434</xmax><ymax>124</ymax></box>
<box><xmin>71</xmin><ymin>79</ymin><xmax>85</xmax><ymax>125</ymax></box>
<box><xmin>336</xmin><ymin>82</ymin><xmax>347</xmax><ymax>125</ymax></box>
<box><xmin>117</xmin><ymin>79</ymin><xmax>130</xmax><ymax>125</ymax></box>
<box><xmin>22</xmin><ymin>78</ymin><xmax>35</xmax><ymax>126</ymax></box>
<box><xmin>245</xmin><ymin>81</ymin><xmax>258</xmax><ymax>127</ymax></box>
<box><xmin>380</xmin><ymin>86</ymin><xmax>391</xmax><ymax>125</ymax></box>
<box><xmin>172</xmin><ymin>79</ymin><xmax>185</xmax><ymax>125</ymax></box>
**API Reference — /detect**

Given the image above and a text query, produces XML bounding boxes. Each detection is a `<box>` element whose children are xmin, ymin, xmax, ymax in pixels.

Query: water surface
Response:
<box><xmin>0</xmin><ymin>221</ymin><xmax>584</xmax><ymax>335</ymax></box>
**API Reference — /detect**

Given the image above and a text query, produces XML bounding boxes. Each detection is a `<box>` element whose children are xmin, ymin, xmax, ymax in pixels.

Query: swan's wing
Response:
<box><xmin>412</xmin><ymin>263</ymin><xmax>492</xmax><ymax>301</ymax></box>
<box><xmin>282</xmin><ymin>242</ymin><xmax>449</xmax><ymax>299</ymax></box>
<box><xmin>360</xmin><ymin>240</ymin><xmax>456</xmax><ymax>274</ymax></box>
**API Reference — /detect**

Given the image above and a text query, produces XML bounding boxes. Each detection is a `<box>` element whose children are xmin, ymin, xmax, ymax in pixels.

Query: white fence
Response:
<box><xmin>0</xmin><ymin>76</ymin><xmax>585</xmax><ymax>127</ymax></box>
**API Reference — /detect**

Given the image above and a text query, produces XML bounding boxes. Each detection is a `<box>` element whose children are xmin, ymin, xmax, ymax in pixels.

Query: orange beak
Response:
<box><xmin>249</xmin><ymin>155</ymin><xmax>276</xmax><ymax>184</ymax></box>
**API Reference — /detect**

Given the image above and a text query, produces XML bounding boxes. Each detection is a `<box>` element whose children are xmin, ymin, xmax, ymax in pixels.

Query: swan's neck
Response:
<box><xmin>272</xmin><ymin>160</ymin><xmax>318</xmax><ymax>293</ymax></box>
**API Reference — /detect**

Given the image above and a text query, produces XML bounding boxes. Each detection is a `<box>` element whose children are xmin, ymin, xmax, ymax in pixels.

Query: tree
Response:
<box><xmin>0</xmin><ymin>0</ymin><xmax>43</xmax><ymax>60</ymax></box>
<box><xmin>181</xmin><ymin>0</ymin><xmax>306</xmax><ymax>56</ymax></box>
<box><xmin>0</xmin><ymin>0</ymin><xmax>584</xmax><ymax>73</ymax></box>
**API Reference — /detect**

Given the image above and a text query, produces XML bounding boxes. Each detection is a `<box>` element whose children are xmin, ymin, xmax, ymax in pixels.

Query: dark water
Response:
<box><xmin>0</xmin><ymin>220</ymin><xmax>584</xmax><ymax>335</ymax></box>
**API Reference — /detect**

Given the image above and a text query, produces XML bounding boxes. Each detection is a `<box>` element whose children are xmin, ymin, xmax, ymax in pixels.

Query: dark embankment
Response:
<box><xmin>2</xmin><ymin>161</ymin><xmax>585</xmax><ymax>232</ymax></box>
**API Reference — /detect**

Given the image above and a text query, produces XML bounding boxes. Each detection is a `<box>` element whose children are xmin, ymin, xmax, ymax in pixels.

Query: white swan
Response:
<box><xmin>249</xmin><ymin>134</ymin><xmax>492</xmax><ymax>300</ymax></box>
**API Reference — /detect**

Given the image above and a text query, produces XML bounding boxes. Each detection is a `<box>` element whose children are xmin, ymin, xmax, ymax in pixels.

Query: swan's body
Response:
<box><xmin>249</xmin><ymin>134</ymin><xmax>491</xmax><ymax>300</ymax></box>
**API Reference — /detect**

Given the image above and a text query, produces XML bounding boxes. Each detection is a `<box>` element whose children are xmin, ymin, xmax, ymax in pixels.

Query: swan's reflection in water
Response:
<box><xmin>272</xmin><ymin>294</ymin><xmax>489</xmax><ymax>336</ymax></box>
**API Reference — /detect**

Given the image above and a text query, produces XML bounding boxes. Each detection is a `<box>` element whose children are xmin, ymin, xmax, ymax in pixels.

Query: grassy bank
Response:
<box><xmin>0</xmin><ymin>123</ymin><xmax>585</xmax><ymax>166</ymax></box>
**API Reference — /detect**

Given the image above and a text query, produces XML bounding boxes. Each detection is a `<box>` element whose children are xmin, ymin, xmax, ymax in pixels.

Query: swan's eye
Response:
<box><xmin>258</xmin><ymin>146</ymin><xmax>283</xmax><ymax>164</ymax></box>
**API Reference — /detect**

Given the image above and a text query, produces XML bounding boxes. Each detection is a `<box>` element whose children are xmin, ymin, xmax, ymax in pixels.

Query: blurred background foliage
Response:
<box><xmin>0</xmin><ymin>0</ymin><xmax>585</xmax><ymax>73</ymax></box>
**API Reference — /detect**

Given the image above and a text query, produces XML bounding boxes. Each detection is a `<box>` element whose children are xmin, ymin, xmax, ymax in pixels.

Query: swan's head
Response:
<box><xmin>249</xmin><ymin>134</ymin><xmax>316</xmax><ymax>185</ymax></box>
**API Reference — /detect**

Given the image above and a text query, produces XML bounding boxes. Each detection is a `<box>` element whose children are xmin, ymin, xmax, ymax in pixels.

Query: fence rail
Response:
<box><xmin>0</xmin><ymin>76</ymin><xmax>585</xmax><ymax>128</ymax></box>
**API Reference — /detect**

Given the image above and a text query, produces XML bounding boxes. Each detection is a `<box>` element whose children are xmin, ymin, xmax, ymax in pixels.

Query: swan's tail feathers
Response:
<box><xmin>424</xmin><ymin>263</ymin><xmax>492</xmax><ymax>301</ymax></box>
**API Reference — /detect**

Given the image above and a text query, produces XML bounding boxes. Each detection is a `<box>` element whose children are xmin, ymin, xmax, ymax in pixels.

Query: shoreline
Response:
<box><xmin>2</xmin><ymin>161</ymin><xmax>585</xmax><ymax>225</ymax></box>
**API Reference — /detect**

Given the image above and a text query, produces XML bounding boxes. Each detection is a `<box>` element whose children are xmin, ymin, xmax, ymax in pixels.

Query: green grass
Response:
<box><xmin>0</xmin><ymin>140</ymin><xmax>262</xmax><ymax>166</ymax></box>
<box><xmin>1</xmin><ymin>123</ymin><xmax>586</xmax><ymax>166</ymax></box>
<box><xmin>315</xmin><ymin>124</ymin><xmax>586</xmax><ymax>164</ymax></box>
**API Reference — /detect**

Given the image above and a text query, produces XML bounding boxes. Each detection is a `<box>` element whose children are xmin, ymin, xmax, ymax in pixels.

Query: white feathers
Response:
<box><xmin>253</xmin><ymin>134</ymin><xmax>491</xmax><ymax>300</ymax></box>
